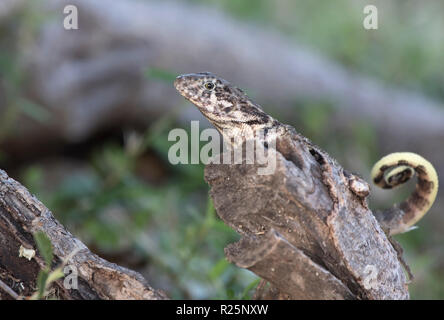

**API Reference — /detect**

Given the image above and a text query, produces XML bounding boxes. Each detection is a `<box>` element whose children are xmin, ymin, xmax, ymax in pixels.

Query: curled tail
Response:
<box><xmin>371</xmin><ymin>152</ymin><xmax>438</xmax><ymax>235</ymax></box>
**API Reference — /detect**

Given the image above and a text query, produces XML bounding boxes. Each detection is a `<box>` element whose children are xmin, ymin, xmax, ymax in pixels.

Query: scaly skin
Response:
<box><xmin>174</xmin><ymin>72</ymin><xmax>439</xmax><ymax>235</ymax></box>
<box><xmin>371</xmin><ymin>152</ymin><xmax>438</xmax><ymax>235</ymax></box>
<box><xmin>174</xmin><ymin>72</ymin><xmax>281</xmax><ymax>143</ymax></box>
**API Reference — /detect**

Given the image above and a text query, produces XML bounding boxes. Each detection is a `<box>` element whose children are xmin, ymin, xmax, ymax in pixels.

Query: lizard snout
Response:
<box><xmin>174</xmin><ymin>75</ymin><xmax>184</xmax><ymax>90</ymax></box>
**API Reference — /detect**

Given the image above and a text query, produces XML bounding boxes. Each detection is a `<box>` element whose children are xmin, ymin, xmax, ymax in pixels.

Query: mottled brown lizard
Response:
<box><xmin>174</xmin><ymin>71</ymin><xmax>438</xmax><ymax>236</ymax></box>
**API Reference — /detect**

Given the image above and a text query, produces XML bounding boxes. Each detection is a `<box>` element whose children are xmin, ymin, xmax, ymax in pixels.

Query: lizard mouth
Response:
<box><xmin>173</xmin><ymin>75</ymin><xmax>184</xmax><ymax>91</ymax></box>
<box><xmin>174</xmin><ymin>74</ymin><xmax>201</xmax><ymax>104</ymax></box>
<box><xmin>174</xmin><ymin>75</ymin><xmax>195</xmax><ymax>100</ymax></box>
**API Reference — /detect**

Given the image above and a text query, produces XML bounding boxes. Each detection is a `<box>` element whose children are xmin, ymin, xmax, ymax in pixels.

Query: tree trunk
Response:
<box><xmin>205</xmin><ymin>133</ymin><xmax>410</xmax><ymax>299</ymax></box>
<box><xmin>0</xmin><ymin>169</ymin><xmax>167</xmax><ymax>300</ymax></box>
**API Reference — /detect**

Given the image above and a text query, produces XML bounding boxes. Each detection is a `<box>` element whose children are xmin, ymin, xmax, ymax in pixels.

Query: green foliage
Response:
<box><xmin>31</xmin><ymin>232</ymin><xmax>64</xmax><ymax>300</ymax></box>
<box><xmin>298</xmin><ymin>100</ymin><xmax>334</xmax><ymax>142</ymax></box>
<box><xmin>17</xmin><ymin>97</ymin><xmax>52</xmax><ymax>124</ymax></box>
<box><xmin>35</xmin><ymin>268</ymin><xmax>49</xmax><ymax>299</ymax></box>
<box><xmin>34</xmin><ymin>232</ymin><xmax>53</xmax><ymax>267</ymax></box>
<box><xmin>0</xmin><ymin>2</ymin><xmax>52</xmax><ymax>144</ymax></box>
<box><xmin>241</xmin><ymin>278</ymin><xmax>261</xmax><ymax>300</ymax></box>
<box><xmin>145</xmin><ymin>67</ymin><xmax>178</xmax><ymax>83</ymax></box>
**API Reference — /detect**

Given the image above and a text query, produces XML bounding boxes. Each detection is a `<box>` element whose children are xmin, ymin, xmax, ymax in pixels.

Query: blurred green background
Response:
<box><xmin>1</xmin><ymin>0</ymin><xmax>443</xmax><ymax>299</ymax></box>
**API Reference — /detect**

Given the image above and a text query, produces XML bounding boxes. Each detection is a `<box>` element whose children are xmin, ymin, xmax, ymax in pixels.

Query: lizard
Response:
<box><xmin>174</xmin><ymin>71</ymin><xmax>439</xmax><ymax>237</ymax></box>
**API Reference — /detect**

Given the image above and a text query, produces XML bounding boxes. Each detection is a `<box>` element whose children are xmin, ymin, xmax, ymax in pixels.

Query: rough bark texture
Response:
<box><xmin>0</xmin><ymin>169</ymin><xmax>167</xmax><ymax>300</ymax></box>
<box><xmin>205</xmin><ymin>132</ymin><xmax>410</xmax><ymax>300</ymax></box>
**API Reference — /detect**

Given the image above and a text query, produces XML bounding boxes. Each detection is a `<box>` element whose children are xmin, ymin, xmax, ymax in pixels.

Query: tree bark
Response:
<box><xmin>0</xmin><ymin>136</ymin><xmax>412</xmax><ymax>299</ymax></box>
<box><xmin>0</xmin><ymin>169</ymin><xmax>167</xmax><ymax>300</ymax></box>
<box><xmin>205</xmin><ymin>133</ymin><xmax>410</xmax><ymax>300</ymax></box>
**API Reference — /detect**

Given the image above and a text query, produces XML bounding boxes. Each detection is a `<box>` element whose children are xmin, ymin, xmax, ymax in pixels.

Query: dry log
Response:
<box><xmin>0</xmin><ymin>169</ymin><xmax>167</xmax><ymax>300</ymax></box>
<box><xmin>205</xmin><ymin>135</ymin><xmax>410</xmax><ymax>300</ymax></box>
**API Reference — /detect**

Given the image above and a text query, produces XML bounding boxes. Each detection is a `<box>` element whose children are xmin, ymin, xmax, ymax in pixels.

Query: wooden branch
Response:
<box><xmin>31</xmin><ymin>0</ymin><xmax>444</xmax><ymax>141</ymax></box>
<box><xmin>226</xmin><ymin>229</ymin><xmax>355</xmax><ymax>299</ymax></box>
<box><xmin>0</xmin><ymin>0</ymin><xmax>23</xmax><ymax>21</ymax></box>
<box><xmin>0</xmin><ymin>278</ymin><xmax>20</xmax><ymax>299</ymax></box>
<box><xmin>0</xmin><ymin>169</ymin><xmax>167</xmax><ymax>300</ymax></box>
<box><xmin>205</xmin><ymin>133</ymin><xmax>410</xmax><ymax>300</ymax></box>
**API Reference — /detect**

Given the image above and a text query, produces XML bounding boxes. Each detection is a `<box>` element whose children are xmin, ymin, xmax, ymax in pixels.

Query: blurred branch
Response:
<box><xmin>24</xmin><ymin>0</ymin><xmax>444</xmax><ymax>138</ymax></box>
<box><xmin>0</xmin><ymin>0</ymin><xmax>24</xmax><ymax>21</ymax></box>
<box><xmin>0</xmin><ymin>169</ymin><xmax>168</xmax><ymax>300</ymax></box>
<box><xmin>0</xmin><ymin>0</ymin><xmax>441</xmax><ymax>179</ymax></box>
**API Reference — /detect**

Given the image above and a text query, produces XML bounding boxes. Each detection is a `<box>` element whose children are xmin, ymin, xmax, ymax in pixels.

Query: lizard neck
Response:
<box><xmin>209</xmin><ymin>116</ymin><xmax>283</xmax><ymax>148</ymax></box>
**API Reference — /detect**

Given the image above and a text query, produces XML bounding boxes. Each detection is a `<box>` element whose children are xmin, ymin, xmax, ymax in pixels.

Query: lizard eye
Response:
<box><xmin>204</xmin><ymin>82</ymin><xmax>215</xmax><ymax>90</ymax></box>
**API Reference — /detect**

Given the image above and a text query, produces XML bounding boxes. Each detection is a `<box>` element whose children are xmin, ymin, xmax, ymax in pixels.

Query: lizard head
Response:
<box><xmin>174</xmin><ymin>72</ymin><xmax>273</xmax><ymax>133</ymax></box>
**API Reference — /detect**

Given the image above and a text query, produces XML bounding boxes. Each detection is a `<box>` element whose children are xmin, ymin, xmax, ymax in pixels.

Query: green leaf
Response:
<box><xmin>18</xmin><ymin>97</ymin><xmax>52</xmax><ymax>124</ymax></box>
<box><xmin>225</xmin><ymin>288</ymin><xmax>235</xmax><ymax>299</ymax></box>
<box><xmin>241</xmin><ymin>278</ymin><xmax>261</xmax><ymax>299</ymax></box>
<box><xmin>209</xmin><ymin>258</ymin><xmax>229</xmax><ymax>280</ymax></box>
<box><xmin>46</xmin><ymin>267</ymin><xmax>65</xmax><ymax>285</ymax></box>
<box><xmin>205</xmin><ymin>197</ymin><xmax>216</xmax><ymax>224</ymax></box>
<box><xmin>36</xmin><ymin>270</ymin><xmax>49</xmax><ymax>299</ymax></box>
<box><xmin>22</xmin><ymin>166</ymin><xmax>44</xmax><ymax>194</ymax></box>
<box><xmin>144</xmin><ymin>67</ymin><xmax>177</xmax><ymax>83</ymax></box>
<box><xmin>33</xmin><ymin>231</ymin><xmax>53</xmax><ymax>267</ymax></box>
